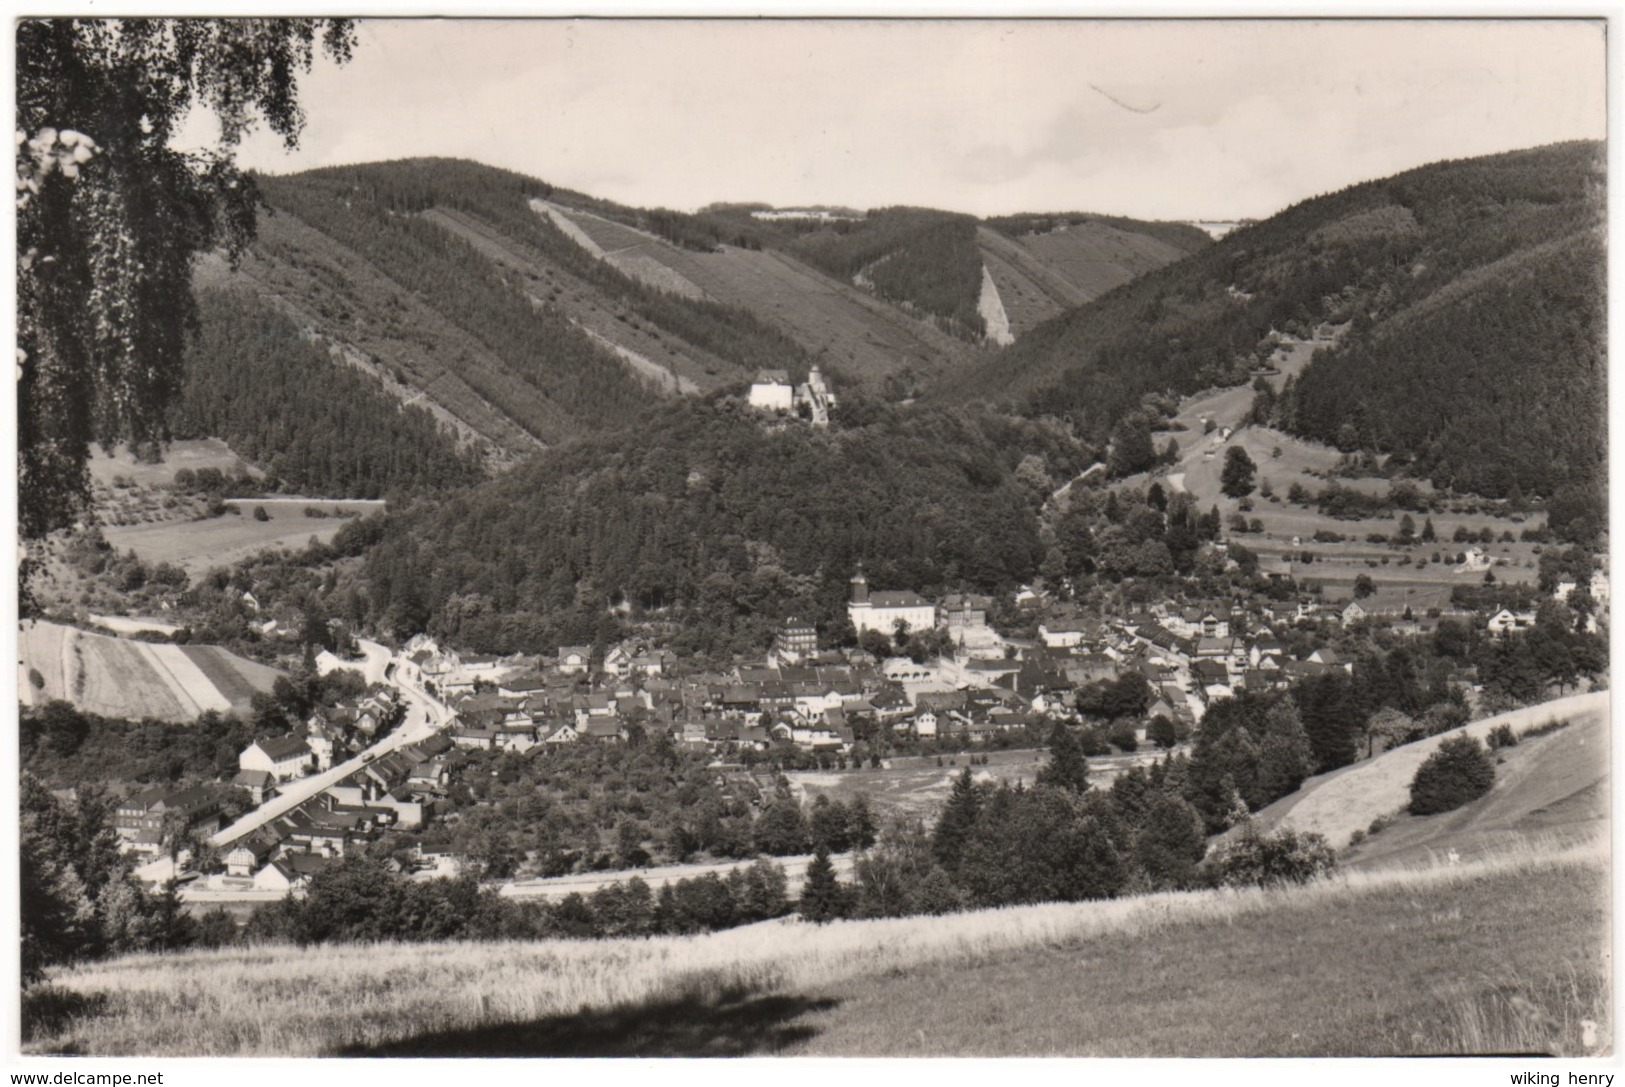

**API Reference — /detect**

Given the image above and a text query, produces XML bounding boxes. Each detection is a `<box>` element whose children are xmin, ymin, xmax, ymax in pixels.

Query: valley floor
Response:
<box><xmin>25</xmin><ymin>841</ymin><xmax>1608</xmax><ymax>1058</ymax></box>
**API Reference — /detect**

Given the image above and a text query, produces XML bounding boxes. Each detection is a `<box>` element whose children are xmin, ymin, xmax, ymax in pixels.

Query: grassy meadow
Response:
<box><xmin>84</xmin><ymin>438</ymin><xmax>258</xmax><ymax>490</ymax></box>
<box><xmin>1257</xmin><ymin>690</ymin><xmax>1609</xmax><ymax>851</ymax></box>
<box><xmin>25</xmin><ymin>839</ymin><xmax>1608</xmax><ymax>1057</ymax></box>
<box><xmin>100</xmin><ymin>507</ymin><xmax>359</xmax><ymax>576</ymax></box>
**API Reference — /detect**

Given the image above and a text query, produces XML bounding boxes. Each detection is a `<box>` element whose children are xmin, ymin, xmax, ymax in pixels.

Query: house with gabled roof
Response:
<box><xmin>240</xmin><ymin>735</ymin><xmax>312</xmax><ymax>783</ymax></box>
<box><xmin>231</xmin><ymin>768</ymin><xmax>277</xmax><ymax>807</ymax></box>
<box><xmin>1486</xmin><ymin>608</ymin><xmax>1537</xmax><ymax>637</ymax></box>
<box><xmin>583</xmin><ymin>716</ymin><xmax>627</xmax><ymax>742</ymax></box>
<box><xmin>748</xmin><ymin>369</ymin><xmax>794</xmax><ymax>413</ymax></box>
<box><xmin>451</xmin><ymin>726</ymin><xmax>498</xmax><ymax>751</ymax></box>
<box><xmin>1038</xmin><ymin>617</ymin><xmax>1093</xmax><ymax>648</ymax></box>
<box><xmin>253</xmin><ymin>851</ymin><xmax>330</xmax><ymax>893</ymax></box>
<box><xmin>848</xmin><ymin>568</ymin><xmax>936</xmax><ymax>636</ymax></box>
<box><xmin>224</xmin><ymin>834</ymin><xmax>278</xmax><ymax>878</ymax></box>
<box><xmin>115</xmin><ymin>785</ymin><xmax>222</xmax><ymax>851</ymax></box>
<box><xmin>539</xmin><ymin>721</ymin><xmax>579</xmax><ymax>745</ymax></box>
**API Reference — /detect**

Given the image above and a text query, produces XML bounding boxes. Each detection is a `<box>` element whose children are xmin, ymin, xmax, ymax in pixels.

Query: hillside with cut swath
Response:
<box><xmin>937</xmin><ymin>142</ymin><xmax>1606</xmax><ymax>520</ymax></box>
<box><xmin>190</xmin><ymin>159</ymin><xmax>1204</xmax><ymax>464</ymax></box>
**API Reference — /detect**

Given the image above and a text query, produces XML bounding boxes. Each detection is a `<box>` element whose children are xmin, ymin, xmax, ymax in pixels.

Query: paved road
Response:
<box><xmin>498</xmin><ymin>851</ymin><xmax>858</xmax><ymax>901</ymax></box>
<box><xmin>208</xmin><ymin>643</ymin><xmax>452</xmax><ymax>847</ymax></box>
<box><xmin>175</xmin><ymin>850</ymin><xmax>859</xmax><ymax>905</ymax></box>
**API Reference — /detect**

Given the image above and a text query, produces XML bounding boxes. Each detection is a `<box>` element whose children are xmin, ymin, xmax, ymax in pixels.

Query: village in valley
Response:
<box><xmin>99</xmin><ymin>434</ymin><xmax>1610</xmax><ymax>900</ymax></box>
<box><xmin>49</xmin><ymin>301</ymin><xmax>1612</xmax><ymax>907</ymax></box>
<box><xmin>16</xmin><ymin>17</ymin><xmax>1610</xmax><ymax>1060</ymax></box>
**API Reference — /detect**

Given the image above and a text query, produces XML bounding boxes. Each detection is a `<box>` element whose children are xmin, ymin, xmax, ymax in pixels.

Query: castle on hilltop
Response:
<box><xmin>748</xmin><ymin>366</ymin><xmax>836</xmax><ymax>426</ymax></box>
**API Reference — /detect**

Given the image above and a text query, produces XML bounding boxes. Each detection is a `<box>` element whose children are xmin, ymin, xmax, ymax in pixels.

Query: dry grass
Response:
<box><xmin>1428</xmin><ymin>959</ymin><xmax>1612</xmax><ymax>1058</ymax></box>
<box><xmin>778</xmin><ymin>843</ymin><xmax>1609</xmax><ymax>1057</ymax></box>
<box><xmin>1263</xmin><ymin>689</ymin><xmax>1609</xmax><ymax>849</ymax></box>
<box><xmin>27</xmin><ymin>836</ymin><xmax>1608</xmax><ymax>1057</ymax></box>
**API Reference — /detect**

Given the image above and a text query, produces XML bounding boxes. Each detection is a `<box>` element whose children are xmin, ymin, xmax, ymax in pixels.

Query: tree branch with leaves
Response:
<box><xmin>17</xmin><ymin>17</ymin><xmax>356</xmax><ymax>541</ymax></box>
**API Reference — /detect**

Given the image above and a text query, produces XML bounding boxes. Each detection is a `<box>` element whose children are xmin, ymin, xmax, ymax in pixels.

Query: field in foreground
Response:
<box><xmin>25</xmin><ymin>841</ymin><xmax>1608</xmax><ymax>1057</ymax></box>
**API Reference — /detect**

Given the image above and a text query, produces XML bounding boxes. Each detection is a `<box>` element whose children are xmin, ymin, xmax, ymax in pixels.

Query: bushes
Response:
<box><xmin>1409</xmin><ymin>735</ymin><xmax>1495</xmax><ymax>815</ymax></box>
<box><xmin>246</xmin><ymin>857</ymin><xmax>797</xmax><ymax>945</ymax></box>
<box><xmin>1107</xmin><ymin>719</ymin><xmax>1140</xmax><ymax>754</ymax></box>
<box><xmin>1201</xmin><ymin>824</ymin><xmax>1337</xmax><ymax>889</ymax></box>
<box><xmin>1520</xmin><ymin>716</ymin><xmax>1571</xmax><ymax>741</ymax></box>
<box><xmin>1486</xmin><ymin>723</ymin><xmax>1518</xmax><ymax>750</ymax></box>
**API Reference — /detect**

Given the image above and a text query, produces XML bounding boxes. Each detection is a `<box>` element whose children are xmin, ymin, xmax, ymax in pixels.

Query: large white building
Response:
<box><xmin>239</xmin><ymin>735</ymin><xmax>313</xmax><ymax>783</ymax></box>
<box><xmin>848</xmin><ymin>569</ymin><xmax>936</xmax><ymax>637</ymax></box>
<box><xmin>748</xmin><ymin>370</ymin><xmax>795</xmax><ymax>413</ymax></box>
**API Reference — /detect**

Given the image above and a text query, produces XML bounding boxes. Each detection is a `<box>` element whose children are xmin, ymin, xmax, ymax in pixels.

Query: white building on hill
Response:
<box><xmin>848</xmin><ymin>568</ymin><xmax>936</xmax><ymax>637</ymax></box>
<box><xmin>797</xmin><ymin>366</ymin><xmax>837</xmax><ymax>426</ymax></box>
<box><xmin>748</xmin><ymin>370</ymin><xmax>794</xmax><ymax>413</ymax></box>
<box><xmin>748</xmin><ymin>367</ymin><xmax>837</xmax><ymax>426</ymax></box>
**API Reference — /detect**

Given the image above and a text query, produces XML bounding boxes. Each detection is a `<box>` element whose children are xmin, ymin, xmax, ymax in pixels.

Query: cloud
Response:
<box><xmin>226</xmin><ymin>19</ymin><xmax>1604</xmax><ymax>219</ymax></box>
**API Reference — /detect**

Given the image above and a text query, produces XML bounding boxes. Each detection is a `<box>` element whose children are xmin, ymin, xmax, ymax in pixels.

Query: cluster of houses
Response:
<box><xmin>114</xmin><ymin>785</ymin><xmax>226</xmax><ymax>857</ymax></box>
<box><xmin>223</xmin><ymin>730</ymin><xmax>456</xmax><ymax>892</ymax></box>
<box><xmin>231</xmin><ymin>687</ymin><xmax>403</xmax><ymax>804</ymax></box>
<box><xmin>115</xmin><ymin>552</ymin><xmax>1607</xmax><ymax>895</ymax></box>
<box><xmin>417</xmin><ymin>571</ymin><xmax>1417</xmax><ymax>761</ymax></box>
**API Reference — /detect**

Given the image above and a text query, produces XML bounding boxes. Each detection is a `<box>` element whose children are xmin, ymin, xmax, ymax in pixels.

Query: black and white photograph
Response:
<box><xmin>10</xmin><ymin>11</ymin><xmax>1613</xmax><ymax>1066</ymax></box>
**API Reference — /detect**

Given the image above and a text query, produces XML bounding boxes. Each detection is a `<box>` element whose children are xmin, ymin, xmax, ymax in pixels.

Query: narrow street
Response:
<box><xmin>207</xmin><ymin>641</ymin><xmax>452</xmax><ymax>848</ymax></box>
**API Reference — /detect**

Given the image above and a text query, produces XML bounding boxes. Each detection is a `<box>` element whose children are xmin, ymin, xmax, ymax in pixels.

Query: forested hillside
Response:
<box><xmin>939</xmin><ymin>142</ymin><xmax>1605</xmax><ymax>529</ymax></box>
<box><xmin>760</xmin><ymin>208</ymin><xmax>988</xmax><ymax>338</ymax></box>
<box><xmin>253</xmin><ymin>167</ymin><xmax>658</xmax><ymax>443</ymax></box>
<box><xmin>190</xmin><ymin>156</ymin><xmax>1208</xmax><ymax>465</ymax></box>
<box><xmin>352</xmin><ymin>399</ymin><xmax>1087</xmax><ymax>657</ymax></box>
<box><xmin>171</xmin><ymin>290</ymin><xmax>485</xmax><ymax>499</ymax></box>
<box><xmin>693</xmin><ymin>204</ymin><xmax>1208</xmax><ymax>342</ymax></box>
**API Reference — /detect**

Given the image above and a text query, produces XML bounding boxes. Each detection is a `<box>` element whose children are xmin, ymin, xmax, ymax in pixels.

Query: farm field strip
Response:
<box><xmin>177</xmin><ymin>645</ymin><xmax>279</xmax><ymax>710</ymax></box>
<box><xmin>101</xmin><ymin>515</ymin><xmax>351</xmax><ymax>576</ymax></box>
<box><xmin>74</xmin><ymin>635</ymin><xmax>191</xmax><ymax>722</ymax></box>
<box><xmin>18</xmin><ymin>620</ymin><xmax>285</xmax><ymax>724</ymax></box>
<box><xmin>88</xmin><ymin>614</ymin><xmax>183</xmax><ymax>636</ymax></box>
<box><xmin>141</xmin><ymin>643</ymin><xmax>227</xmax><ymax>716</ymax></box>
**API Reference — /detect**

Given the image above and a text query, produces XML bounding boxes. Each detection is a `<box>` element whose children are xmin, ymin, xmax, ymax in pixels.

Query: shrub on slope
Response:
<box><xmin>1408</xmin><ymin>734</ymin><xmax>1496</xmax><ymax>816</ymax></box>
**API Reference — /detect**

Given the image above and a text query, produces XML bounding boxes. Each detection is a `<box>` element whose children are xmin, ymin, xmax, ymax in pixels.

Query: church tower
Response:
<box><xmin>850</xmin><ymin>566</ymin><xmax>870</xmax><ymax>606</ymax></box>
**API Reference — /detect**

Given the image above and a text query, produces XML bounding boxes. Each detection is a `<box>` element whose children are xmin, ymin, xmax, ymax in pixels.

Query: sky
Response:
<box><xmin>174</xmin><ymin>17</ymin><xmax>1612</xmax><ymax>225</ymax></box>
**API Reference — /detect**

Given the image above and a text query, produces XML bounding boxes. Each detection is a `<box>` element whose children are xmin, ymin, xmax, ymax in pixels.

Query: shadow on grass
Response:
<box><xmin>22</xmin><ymin>985</ymin><xmax>109</xmax><ymax>1049</ymax></box>
<box><xmin>336</xmin><ymin>981</ymin><xmax>839</xmax><ymax>1057</ymax></box>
